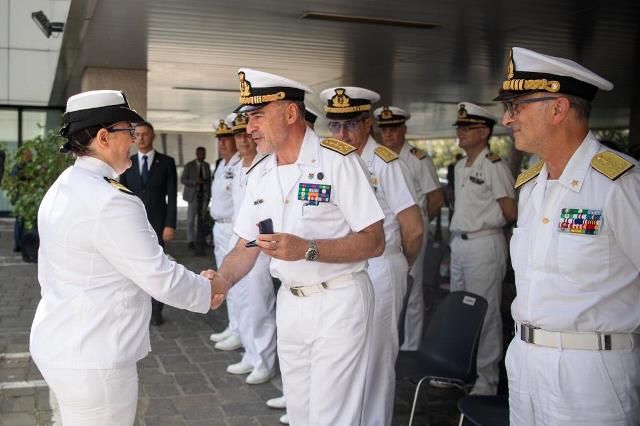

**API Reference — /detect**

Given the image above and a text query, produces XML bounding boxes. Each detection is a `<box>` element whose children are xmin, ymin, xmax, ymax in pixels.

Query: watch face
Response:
<box><xmin>305</xmin><ymin>248</ymin><xmax>319</xmax><ymax>261</ymax></box>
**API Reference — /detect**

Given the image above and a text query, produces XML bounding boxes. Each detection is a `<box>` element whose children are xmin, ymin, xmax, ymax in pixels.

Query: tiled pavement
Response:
<box><xmin>0</xmin><ymin>217</ymin><xmax>467</xmax><ymax>425</ymax></box>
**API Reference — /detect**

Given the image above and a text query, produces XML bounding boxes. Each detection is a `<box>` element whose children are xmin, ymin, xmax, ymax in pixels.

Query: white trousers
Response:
<box><xmin>277</xmin><ymin>271</ymin><xmax>374</xmax><ymax>426</ymax></box>
<box><xmin>213</xmin><ymin>222</ymin><xmax>239</xmax><ymax>334</ymax></box>
<box><xmin>38</xmin><ymin>364</ymin><xmax>138</xmax><ymax>426</ymax></box>
<box><xmin>402</xmin><ymin>226</ymin><xmax>429</xmax><ymax>351</ymax></box>
<box><xmin>362</xmin><ymin>252</ymin><xmax>409</xmax><ymax>426</ymax></box>
<box><xmin>234</xmin><ymin>252</ymin><xmax>277</xmax><ymax>371</ymax></box>
<box><xmin>450</xmin><ymin>232</ymin><xmax>506</xmax><ymax>394</ymax></box>
<box><xmin>506</xmin><ymin>337</ymin><xmax>640</xmax><ymax>425</ymax></box>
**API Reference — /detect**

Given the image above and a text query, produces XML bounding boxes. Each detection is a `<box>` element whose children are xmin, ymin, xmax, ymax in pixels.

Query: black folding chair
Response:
<box><xmin>457</xmin><ymin>395</ymin><xmax>509</xmax><ymax>426</ymax></box>
<box><xmin>396</xmin><ymin>291</ymin><xmax>488</xmax><ymax>425</ymax></box>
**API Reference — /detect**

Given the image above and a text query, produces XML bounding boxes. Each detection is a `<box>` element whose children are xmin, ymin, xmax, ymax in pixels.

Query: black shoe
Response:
<box><xmin>151</xmin><ymin>312</ymin><xmax>165</xmax><ymax>326</ymax></box>
<box><xmin>188</xmin><ymin>241</ymin><xmax>195</xmax><ymax>249</ymax></box>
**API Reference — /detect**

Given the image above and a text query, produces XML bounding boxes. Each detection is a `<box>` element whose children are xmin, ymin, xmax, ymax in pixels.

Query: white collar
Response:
<box><xmin>75</xmin><ymin>155</ymin><xmax>118</xmax><ymax>179</ymax></box>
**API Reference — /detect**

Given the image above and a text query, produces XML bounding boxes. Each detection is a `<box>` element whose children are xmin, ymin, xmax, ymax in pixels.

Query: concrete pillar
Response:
<box><xmin>80</xmin><ymin>67</ymin><xmax>147</xmax><ymax>118</ymax></box>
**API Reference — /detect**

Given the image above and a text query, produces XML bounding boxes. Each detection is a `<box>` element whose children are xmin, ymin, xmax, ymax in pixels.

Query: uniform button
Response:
<box><xmin>542</xmin><ymin>217</ymin><xmax>549</xmax><ymax>224</ymax></box>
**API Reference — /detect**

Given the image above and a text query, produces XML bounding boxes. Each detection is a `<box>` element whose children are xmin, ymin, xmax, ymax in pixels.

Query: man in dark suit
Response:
<box><xmin>181</xmin><ymin>147</ymin><xmax>211</xmax><ymax>249</ymax></box>
<box><xmin>120</xmin><ymin>122</ymin><xmax>177</xmax><ymax>326</ymax></box>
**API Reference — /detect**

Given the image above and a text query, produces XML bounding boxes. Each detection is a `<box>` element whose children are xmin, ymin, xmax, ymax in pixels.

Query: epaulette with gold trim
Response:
<box><xmin>104</xmin><ymin>177</ymin><xmax>134</xmax><ymax>195</ymax></box>
<box><xmin>320</xmin><ymin>138</ymin><xmax>356</xmax><ymax>156</ymax></box>
<box><xmin>486</xmin><ymin>152</ymin><xmax>501</xmax><ymax>163</ymax></box>
<box><xmin>246</xmin><ymin>154</ymin><xmax>270</xmax><ymax>175</ymax></box>
<box><xmin>410</xmin><ymin>147</ymin><xmax>427</xmax><ymax>160</ymax></box>
<box><xmin>374</xmin><ymin>146</ymin><xmax>399</xmax><ymax>163</ymax></box>
<box><xmin>590</xmin><ymin>151</ymin><xmax>634</xmax><ymax>181</ymax></box>
<box><xmin>514</xmin><ymin>160</ymin><xmax>544</xmax><ymax>189</ymax></box>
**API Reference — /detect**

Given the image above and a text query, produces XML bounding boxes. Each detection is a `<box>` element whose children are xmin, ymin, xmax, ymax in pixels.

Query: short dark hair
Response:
<box><xmin>196</xmin><ymin>146</ymin><xmax>205</xmax><ymax>152</ymax></box>
<box><xmin>565</xmin><ymin>95</ymin><xmax>591</xmax><ymax>120</ymax></box>
<box><xmin>62</xmin><ymin>123</ymin><xmax>115</xmax><ymax>156</ymax></box>
<box><xmin>136</xmin><ymin>122</ymin><xmax>155</xmax><ymax>132</ymax></box>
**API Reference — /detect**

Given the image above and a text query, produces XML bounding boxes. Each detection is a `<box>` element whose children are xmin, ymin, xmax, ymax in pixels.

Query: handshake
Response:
<box><xmin>200</xmin><ymin>269</ymin><xmax>230</xmax><ymax>310</ymax></box>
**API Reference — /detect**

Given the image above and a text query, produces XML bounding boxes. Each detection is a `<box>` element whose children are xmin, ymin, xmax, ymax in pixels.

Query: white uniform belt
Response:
<box><xmin>284</xmin><ymin>272</ymin><xmax>361</xmax><ymax>297</ymax></box>
<box><xmin>214</xmin><ymin>217</ymin><xmax>233</xmax><ymax>224</ymax></box>
<box><xmin>458</xmin><ymin>228</ymin><xmax>501</xmax><ymax>240</ymax></box>
<box><xmin>515</xmin><ymin>321</ymin><xmax>637</xmax><ymax>351</ymax></box>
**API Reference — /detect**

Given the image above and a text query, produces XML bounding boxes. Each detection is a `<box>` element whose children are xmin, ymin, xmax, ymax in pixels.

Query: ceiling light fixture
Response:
<box><xmin>31</xmin><ymin>10</ymin><xmax>64</xmax><ymax>38</ymax></box>
<box><xmin>300</xmin><ymin>12</ymin><xmax>440</xmax><ymax>30</ymax></box>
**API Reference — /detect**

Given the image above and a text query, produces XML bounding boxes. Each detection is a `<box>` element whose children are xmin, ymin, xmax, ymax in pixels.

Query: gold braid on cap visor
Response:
<box><xmin>239</xmin><ymin>91</ymin><xmax>286</xmax><ymax>105</ymax></box>
<box><xmin>376</xmin><ymin>118</ymin><xmax>406</xmax><ymax>125</ymax></box>
<box><xmin>502</xmin><ymin>78</ymin><xmax>561</xmax><ymax>93</ymax></box>
<box><xmin>324</xmin><ymin>104</ymin><xmax>372</xmax><ymax>113</ymax></box>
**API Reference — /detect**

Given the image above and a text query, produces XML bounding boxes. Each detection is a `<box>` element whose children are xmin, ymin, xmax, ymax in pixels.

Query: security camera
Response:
<box><xmin>31</xmin><ymin>10</ymin><xmax>64</xmax><ymax>38</ymax></box>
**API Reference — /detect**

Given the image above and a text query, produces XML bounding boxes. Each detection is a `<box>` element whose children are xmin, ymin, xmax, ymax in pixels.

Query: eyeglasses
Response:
<box><xmin>456</xmin><ymin>125</ymin><xmax>486</xmax><ymax>133</ymax></box>
<box><xmin>327</xmin><ymin>118</ymin><xmax>365</xmax><ymax>133</ymax></box>
<box><xmin>106</xmin><ymin>126</ymin><xmax>136</xmax><ymax>138</ymax></box>
<box><xmin>502</xmin><ymin>96</ymin><xmax>559</xmax><ymax>118</ymax></box>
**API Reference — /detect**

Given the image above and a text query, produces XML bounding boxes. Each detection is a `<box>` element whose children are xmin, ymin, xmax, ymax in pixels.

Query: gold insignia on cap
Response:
<box><xmin>320</xmin><ymin>138</ymin><xmax>356</xmax><ymax>156</ymax></box>
<box><xmin>515</xmin><ymin>160</ymin><xmax>544</xmax><ymax>189</ymax></box>
<box><xmin>104</xmin><ymin>177</ymin><xmax>134</xmax><ymax>195</ymax></box>
<box><xmin>410</xmin><ymin>147</ymin><xmax>427</xmax><ymax>160</ymax></box>
<box><xmin>374</xmin><ymin>146</ymin><xmax>399</xmax><ymax>163</ymax></box>
<box><xmin>232</xmin><ymin>114</ymin><xmax>248</xmax><ymax>131</ymax></box>
<box><xmin>215</xmin><ymin>119</ymin><xmax>233</xmax><ymax>136</ymax></box>
<box><xmin>381</xmin><ymin>106</ymin><xmax>393</xmax><ymax>120</ymax></box>
<box><xmin>507</xmin><ymin>49</ymin><xmax>515</xmax><ymax>79</ymax></box>
<box><xmin>502</xmin><ymin>49</ymin><xmax>561</xmax><ymax>94</ymax></box>
<box><xmin>590</xmin><ymin>151</ymin><xmax>634</xmax><ymax>180</ymax></box>
<box><xmin>324</xmin><ymin>88</ymin><xmax>372</xmax><ymax>114</ymax></box>
<box><xmin>239</xmin><ymin>72</ymin><xmax>251</xmax><ymax>97</ymax></box>
<box><xmin>332</xmin><ymin>88</ymin><xmax>350</xmax><ymax>108</ymax></box>
<box><xmin>458</xmin><ymin>104</ymin><xmax>468</xmax><ymax>118</ymax></box>
<box><xmin>486</xmin><ymin>152</ymin><xmax>501</xmax><ymax>163</ymax></box>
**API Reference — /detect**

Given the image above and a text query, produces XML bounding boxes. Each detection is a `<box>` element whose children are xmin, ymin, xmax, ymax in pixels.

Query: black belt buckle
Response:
<box><xmin>461</xmin><ymin>234</ymin><xmax>469</xmax><ymax>240</ymax></box>
<box><xmin>520</xmin><ymin>323</ymin><xmax>536</xmax><ymax>344</ymax></box>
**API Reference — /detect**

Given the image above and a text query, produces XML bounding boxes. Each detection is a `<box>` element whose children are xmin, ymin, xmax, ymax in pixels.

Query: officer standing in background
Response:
<box><xmin>212</xmin><ymin>69</ymin><xmax>385</xmax><ymax>426</ymax></box>
<box><xmin>374</xmin><ymin>105</ymin><xmax>444</xmax><ymax>351</ymax></box>
<box><xmin>223</xmin><ymin>112</ymin><xmax>277</xmax><ymax>385</ymax></box>
<box><xmin>321</xmin><ymin>87</ymin><xmax>424</xmax><ymax>426</ymax></box>
<box><xmin>119</xmin><ymin>121</ymin><xmax>178</xmax><ymax>326</ymax></box>
<box><xmin>181</xmin><ymin>147</ymin><xmax>211</xmax><ymax>249</ymax></box>
<box><xmin>497</xmin><ymin>47</ymin><xmax>640</xmax><ymax>424</ymax></box>
<box><xmin>208</xmin><ymin>119</ymin><xmax>243</xmax><ymax>350</ymax></box>
<box><xmin>449</xmin><ymin>102</ymin><xmax>517</xmax><ymax>395</ymax></box>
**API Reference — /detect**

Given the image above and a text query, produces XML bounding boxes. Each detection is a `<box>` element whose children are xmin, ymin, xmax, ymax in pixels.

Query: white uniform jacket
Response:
<box><xmin>234</xmin><ymin>128</ymin><xmax>384</xmax><ymax>285</ymax></box>
<box><xmin>31</xmin><ymin>156</ymin><xmax>211</xmax><ymax>369</ymax></box>
<box><xmin>210</xmin><ymin>152</ymin><xmax>241</xmax><ymax>220</ymax></box>
<box><xmin>398</xmin><ymin>143</ymin><xmax>439</xmax><ymax>216</ymax></box>
<box><xmin>511</xmin><ymin>132</ymin><xmax>640</xmax><ymax>332</ymax></box>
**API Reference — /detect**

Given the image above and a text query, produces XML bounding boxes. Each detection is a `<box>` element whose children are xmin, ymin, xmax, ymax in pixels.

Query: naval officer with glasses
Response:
<box><xmin>449</xmin><ymin>102</ymin><xmax>517</xmax><ymax>395</ymax></box>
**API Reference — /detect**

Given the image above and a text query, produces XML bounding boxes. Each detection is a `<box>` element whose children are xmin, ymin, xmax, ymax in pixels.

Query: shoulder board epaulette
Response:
<box><xmin>104</xmin><ymin>177</ymin><xmax>134</xmax><ymax>195</ymax></box>
<box><xmin>247</xmin><ymin>154</ymin><xmax>270</xmax><ymax>175</ymax></box>
<box><xmin>374</xmin><ymin>146</ymin><xmax>399</xmax><ymax>163</ymax></box>
<box><xmin>486</xmin><ymin>152</ymin><xmax>501</xmax><ymax>163</ymax></box>
<box><xmin>515</xmin><ymin>160</ymin><xmax>544</xmax><ymax>190</ymax></box>
<box><xmin>320</xmin><ymin>138</ymin><xmax>356</xmax><ymax>156</ymax></box>
<box><xmin>410</xmin><ymin>147</ymin><xmax>427</xmax><ymax>160</ymax></box>
<box><xmin>590</xmin><ymin>151</ymin><xmax>634</xmax><ymax>181</ymax></box>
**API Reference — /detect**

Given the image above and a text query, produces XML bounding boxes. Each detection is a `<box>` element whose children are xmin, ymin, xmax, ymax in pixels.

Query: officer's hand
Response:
<box><xmin>200</xmin><ymin>269</ymin><xmax>228</xmax><ymax>309</ymax></box>
<box><xmin>163</xmin><ymin>227</ymin><xmax>175</xmax><ymax>242</ymax></box>
<box><xmin>256</xmin><ymin>233</ymin><xmax>306</xmax><ymax>261</ymax></box>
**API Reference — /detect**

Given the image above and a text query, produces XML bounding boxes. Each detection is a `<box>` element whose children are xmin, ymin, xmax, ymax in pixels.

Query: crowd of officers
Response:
<box><xmin>30</xmin><ymin>44</ymin><xmax>639</xmax><ymax>426</ymax></box>
<box><xmin>205</xmin><ymin>46</ymin><xmax>640</xmax><ymax>426</ymax></box>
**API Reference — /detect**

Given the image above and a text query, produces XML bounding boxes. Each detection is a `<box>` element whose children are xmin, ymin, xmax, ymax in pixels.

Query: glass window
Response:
<box><xmin>0</xmin><ymin>108</ymin><xmax>19</xmax><ymax>212</ymax></box>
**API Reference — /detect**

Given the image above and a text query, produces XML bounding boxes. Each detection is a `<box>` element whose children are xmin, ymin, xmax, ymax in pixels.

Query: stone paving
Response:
<box><xmin>0</xmin><ymin>216</ymin><xmax>475</xmax><ymax>425</ymax></box>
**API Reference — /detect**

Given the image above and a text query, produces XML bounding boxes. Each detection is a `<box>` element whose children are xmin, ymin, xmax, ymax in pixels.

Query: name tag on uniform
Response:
<box><xmin>558</xmin><ymin>208</ymin><xmax>602</xmax><ymax>235</ymax></box>
<box><xmin>469</xmin><ymin>176</ymin><xmax>484</xmax><ymax>185</ymax></box>
<box><xmin>224</xmin><ymin>170</ymin><xmax>234</xmax><ymax>179</ymax></box>
<box><xmin>298</xmin><ymin>183</ymin><xmax>331</xmax><ymax>206</ymax></box>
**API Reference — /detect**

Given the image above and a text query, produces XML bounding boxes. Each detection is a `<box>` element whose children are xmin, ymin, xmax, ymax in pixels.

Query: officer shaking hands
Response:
<box><xmin>30</xmin><ymin>90</ymin><xmax>224</xmax><ymax>426</ymax></box>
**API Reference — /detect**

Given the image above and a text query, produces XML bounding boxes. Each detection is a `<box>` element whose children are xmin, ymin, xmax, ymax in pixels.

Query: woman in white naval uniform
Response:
<box><xmin>30</xmin><ymin>90</ymin><xmax>215</xmax><ymax>426</ymax></box>
<box><xmin>321</xmin><ymin>87</ymin><xmax>424</xmax><ymax>426</ymax></box>
<box><xmin>224</xmin><ymin>113</ymin><xmax>277</xmax><ymax>384</ymax></box>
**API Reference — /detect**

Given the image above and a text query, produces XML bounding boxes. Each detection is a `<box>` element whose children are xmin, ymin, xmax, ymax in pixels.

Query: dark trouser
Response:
<box><xmin>14</xmin><ymin>217</ymin><xmax>24</xmax><ymax>250</ymax></box>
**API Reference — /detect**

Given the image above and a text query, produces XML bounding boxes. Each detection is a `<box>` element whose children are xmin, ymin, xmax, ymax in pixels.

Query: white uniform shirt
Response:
<box><xmin>210</xmin><ymin>152</ymin><xmax>241</xmax><ymax>220</ymax></box>
<box><xmin>31</xmin><ymin>156</ymin><xmax>211</xmax><ymax>369</ymax></box>
<box><xmin>398</xmin><ymin>143</ymin><xmax>440</xmax><ymax>216</ymax></box>
<box><xmin>450</xmin><ymin>147</ymin><xmax>515</xmax><ymax>233</ymax></box>
<box><xmin>234</xmin><ymin>128</ymin><xmax>384</xmax><ymax>285</ymax></box>
<box><xmin>511</xmin><ymin>132</ymin><xmax>640</xmax><ymax>332</ymax></box>
<box><xmin>361</xmin><ymin>137</ymin><xmax>418</xmax><ymax>251</ymax></box>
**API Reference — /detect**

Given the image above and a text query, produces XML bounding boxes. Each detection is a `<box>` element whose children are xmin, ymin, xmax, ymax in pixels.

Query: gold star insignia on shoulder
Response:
<box><xmin>320</xmin><ymin>138</ymin><xmax>356</xmax><ymax>156</ymax></box>
<box><xmin>104</xmin><ymin>177</ymin><xmax>134</xmax><ymax>195</ymax></box>
<box><xmin>374</xmin><ymin>146</ymin><xmax>399</xmax><ymax>163</ymax></box>
<box><xmin>515</xmin><ymin>160</ymin><xmax>544</xmax><ymax>189</ymax></box>
<box><xmin>410</xmin><ymin>147</ymin><xmax>427</xmax><ymax>160</ymax></box>
<box><xmin>590</xmin><ymin>151</ymin><xmax>634</xmax><ymax>181</ymax></box>
<box><xmin>486</xmin><ymin>152</ymin><xmax>501</xmax><ymax>163</ymax></box>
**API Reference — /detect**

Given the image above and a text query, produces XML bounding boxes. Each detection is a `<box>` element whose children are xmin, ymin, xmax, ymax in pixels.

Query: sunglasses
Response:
<box><xmin>502</xmin><ymin>96</ymin><xmax>559</xmax><ymax>118</ymax></box>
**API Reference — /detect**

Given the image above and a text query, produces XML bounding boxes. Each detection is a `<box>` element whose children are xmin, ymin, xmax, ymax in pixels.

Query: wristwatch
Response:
<box><xmin>304</xmin><ymin>240</ymin><xmax>319</xmax><ymax>261</ymax></box>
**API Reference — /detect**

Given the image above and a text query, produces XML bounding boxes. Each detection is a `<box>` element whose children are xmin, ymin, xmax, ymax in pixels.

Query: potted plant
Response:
<box><xmin>1</xmin><ymin>131</ymin><xmax>73</xmax><ymax>262</ymax></box>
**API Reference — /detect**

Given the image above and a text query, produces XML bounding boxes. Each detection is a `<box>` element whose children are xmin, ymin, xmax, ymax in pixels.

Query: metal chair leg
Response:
<box><xmin>458</xmin><ymin>414</ymin><xmax>465</xmax><ymax>426</ymax></box>
<box><xmin>409</xmin><ymin>377</ymin><xmax>428</xmax><ymax>426</ymax></box>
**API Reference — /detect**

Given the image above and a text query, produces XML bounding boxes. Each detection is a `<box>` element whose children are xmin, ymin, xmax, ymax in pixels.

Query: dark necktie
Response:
<box><xmin>141</xmin><ymin>155</ymin><xmax>149</xmax><ymax>186</ymax></box>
